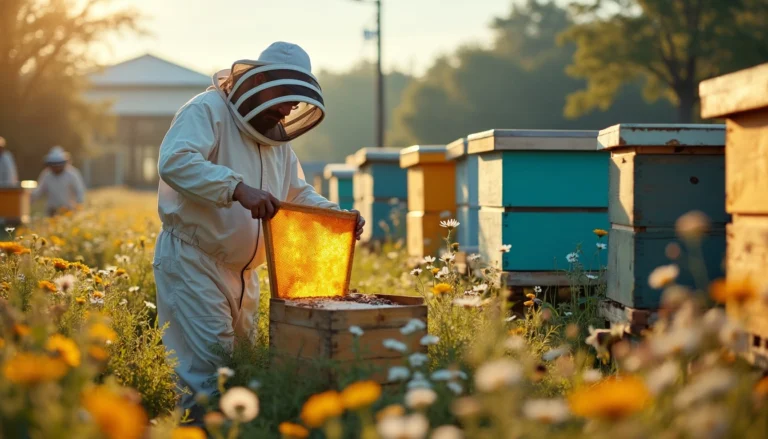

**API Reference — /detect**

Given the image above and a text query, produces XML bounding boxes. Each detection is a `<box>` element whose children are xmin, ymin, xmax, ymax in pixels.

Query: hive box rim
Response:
<box><xmin>323</xmin><ymin>164</ymin><xmax>357</xmax><ymax>179</ymax></box>
<box><xmin>270</xmin><ymin>293</ymin><xmax>425</xmax><ymax>312</ymax></box>
<box><xmin>399</xmin><ymin>144</ymin><xmax>449</xmax><ymax>168</ymax></box>
<box><xmin>699</xmin><ymin>62</ymin><xmax>768</xmax><ymax>118</ymax></box>
<box><xmin>350</xmin><ymin>147</ymin><xmax>404</xmax><ymax>167</ymax></box>
<box><xmin>445</xmin><ymin>138</ymin><xmax>468</xmax><ymax>160</ymax></box>
<box><xmin>263</xmin><ymin>202</ymin><xmax>359</xmax><ymax>299</ymax></box>
<box><xmin>466</xmin><ymin>129</ymin><xmax>598</xmax><ymax>154</ymax></box>
<box><xmin>597</xmin><ymin>123</ymin><xmax>725</xmax><ymax>150</ymax></box>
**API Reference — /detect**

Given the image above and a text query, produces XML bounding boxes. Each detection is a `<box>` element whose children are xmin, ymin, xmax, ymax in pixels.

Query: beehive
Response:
<box><xmin>400</xmin><ymin>145</ymin><xmax>456</xmax><ymax>259</ymax></box>
<box><xmin>467</xmin><ymin>129</ymin><xmax>607</xmax><ymax>285</ymax></box>
<box><xmin>323</xmin><ymin>164</ymin><xmax>356</xmax><ymax>211</ymax></box>
<box><xmin>0</xmin><ymin>186</ymin><xmax>32</xmax><ymax>226</ymax></box>
<box><xmin>263</xmin><ymin>203</ymin><xmax>427</xmax><ymax>384</ymax></box>
<box><xmin>349</xmin><ymin>147</ymin><xmax>408</xmax><ymax>242</ymax></box>
<box><xmin>598</xmin><ymin>124</ymin><xmax>727</xmax><ymax>313</ymax></box>
<box><xmin>446</xmin><ymin>138</ymin><xmax>479</xmax><ymax>255</ymax></box>
<box><xmin>700</xmin><ymin>63</ymin><xmax>768</xmax><ymax>366</ymax></box>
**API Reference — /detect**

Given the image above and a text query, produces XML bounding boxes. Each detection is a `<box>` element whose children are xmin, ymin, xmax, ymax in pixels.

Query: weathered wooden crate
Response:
<box><xmin>467</xmin><ymin>129</ymin><xmax>607</xmax><ymax>279</ymax></box>
<box><xmin>598</xmin><ymin>124</ymin><xmax>727</xmax><ymax>313</ymax></box>
<box><xmin>701</xmin><ymin>62</ymin><xmax>768</xmax><ymax>367</ymax></box>
<box><xmin>323</xmin><ymin>164</ymin><xmax>356</xmax><ymax>211</ymax></box>
<box><xmin>400</xmin><ymin>145</ymin><xmax>456</xmax><ymax>259</ymax></box>
<box><xmin>446</xmin><ymin>138</ymin><xmax>479</xmax><ymax>253</ymax></box>
<box><xmin>0</xmin><ymin>187</ymin><xmax>32</xmax><ymax>226</ymax></box>
<box><xmin>349</xmin><ymin>148</ymin><xmax>408</xmax><ymax>242</ymax></box>
<box><xmin>269</xmin><ymin>295</ymin><xmax>427</xmax><ymax>385</ymax></box>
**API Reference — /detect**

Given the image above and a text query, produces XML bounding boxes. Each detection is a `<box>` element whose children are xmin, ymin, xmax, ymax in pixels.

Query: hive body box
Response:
<box><xmin>467</xmin><ymin>129</ymin><xmax>607</xmax><ymax>282</ymax></box>
<box><xmin>446</xmin><ymin>138</ymin><xmax>479</xmax><ymax>254</ymax></box>
<box><xmin>0</xmin><ymin>187</ymin><xmax>32</xmax><ymax>226</ymax></box>
<box><xmin>269</xmin><ymin>295</ymin><xmax>427</xmax><ymax>384</ymax></box>
<box><xmin>599</xmin><ymin>124</ymin><xmax>727</xmax><ymax>315</ymax></box>
<box><xmin>349</xmin><ymin>148</ymin><xmax>408</xmax><ymax>242</ymax></box>
<box><xmin>701</xmin><ymin>63</ymin><xmax>768</xmax><ymax>366</ymax></box>
<box><xmin>400</xmin><ymin>145</ymin><xmax>456</xmax><ymax>259</ymax></box>
<box><xmin>323</xmin><ymin>164</ymin><xmax>356</xmax><ymax>211</ymax></box>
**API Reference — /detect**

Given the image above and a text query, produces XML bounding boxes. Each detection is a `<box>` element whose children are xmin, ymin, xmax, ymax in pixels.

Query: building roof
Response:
<box><xmin>88</xmin><ymin>54</ymin><xmax>211</xmax><ymax>88</ymax></box>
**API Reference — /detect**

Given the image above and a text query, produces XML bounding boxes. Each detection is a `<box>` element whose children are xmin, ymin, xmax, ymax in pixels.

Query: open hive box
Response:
<box><xmin>264</xmin><ymin>203</ymin><xmax>427</xmax><ymax>384</ymax></box>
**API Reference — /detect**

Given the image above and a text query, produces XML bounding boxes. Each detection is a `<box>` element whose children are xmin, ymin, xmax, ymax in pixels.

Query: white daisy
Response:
<box><xmin>219</xmin><ymin>387</ymin><xmax>259</xmax><ymax>422</ymax></box>
<box><xmin>472</xmin><ymin>284</ymin><xmax>488</xmax><ymax>293</ymax></box>
<box><xmin>585</xmin><ymin>274</ymin><xmax>598</xmax><ymax>280</ymax></box>
<box><xmin>468</xmin><ymin>254</ymin><xmax>481</xmax><ymax>262</ymax></box>
<box><xmin>383</xmin><ymin>339</ymin><xmax>409</xmax><ymax>353</ymax></box>
<box><xmin>566</xmin><ymin>252</ymin><xmax>579</xmax><ymax>263</ymax></box>
<box><xmin>349</xmin><ymin>325</ymin><xmax>364</xmax><ymax>336</ymax></box>
<box><xmin>401</xmin><ymin>319</ymin><xmax>427</xmax><ymax>335</ymax></box>
<box><xmin>439</xmin><ymin>219</ymin><xmax>460</xmax><ymax>229</ymax></box>
<box><xmin>446</xmin><ymin>382</ymin><xmax>463</xmax><ymax>396</ymax></box>
<box><xmin>217</xmin><ymin>367</ymin><xmax>235</xmax><ymax>378</ymax></box>
<box><xmin>128</xmin><ymin>286</ymin><xmax>140</xmax><ymax>293</ymax></box>
<box><xmin>405</xmin><ymin>388</ymin><xmax>437</xmax><ymax>409</ymax></box>
<box><xmin>499</xmin><ymin>244</ymin><xmax>512</xmax><ymax>253</ymax></box>
<box><xmin>387</xmin><ymin>366</ymin><xmax>411</xmax><ymax>381</ymax></box>
<box><xmin>534</xmin><ymin>286</ymin><xmax>542</xmax><ymax>293</ymax></box>
<box><xmin>377</xmin><ymin>413</ymin><xmax>429</xmax><ymax>439</ymax></box>
<box><xmin>420</xmin><ymin>334</ymin><xmax>439</xmax><ymax>346</ymax></box>
<box><xmin>144</xmin><ymin>301</ymin><xmax>157</xmax><ymax>310</ymax></box>
<box><xmin>424</xmin><ymin>256</ymin><xmax>436</xmax><ymax>264</ymax></box>
<box><xmin>440</xmin><ymin>253</ymin><xmax>455</xmax><ymax>263</ymax></box>
<box><xmin>522</xmin><ymin>398</ymin><xmax>570</xmax><ymax>424</ymax></box>
<box><xmin>409</xmin><ymin>352</ymin><xmax>429</xmax><ymax>367</ymax></box>
<box><xmin>410</xmin><ymin>268</ymin><xmax>423</xmax><ymax>276</ymax></box>
<box><xmin>474</xmin><ymin>358</ymin><xmax>523</xmax><ymax>392</ymax></box>
<box><xmin>54</xmin><ymin>274</ymin><xmax>76</xmax><ymax>294</ymax></box>
<box><xmin>596</xmin><ymin>243</ymin><xmax>607</xmax><ymax>250</ymax></box>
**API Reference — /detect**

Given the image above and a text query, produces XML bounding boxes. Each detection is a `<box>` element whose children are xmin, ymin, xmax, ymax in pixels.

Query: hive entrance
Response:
<box><xmin>263</xmin><ymin>202</ymin><xmax>358</xmax><ymax>299</ymax></box>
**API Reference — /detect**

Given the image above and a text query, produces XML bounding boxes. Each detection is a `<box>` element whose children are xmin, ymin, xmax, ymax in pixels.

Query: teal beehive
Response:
<box><xmin>467</xmin><ymin>129</ymin><xmax>608</xmax><ymax>275</ymax></box>
<box><xmin>324</xmin><ymin>164</ymin><xmax>356</xmax><ymax>211</ymax></box>
<box><xmin>599</xmin><ymin>124</ymin><xmax>727</xmax><ymax>310</ymax></box>
<box><xmin>446</xmin><ymin>138</ymin><xmax>479</xmax><ymax>253</ymax></box>
<box><xmin>349</xmin><ymin>147</ymin><xmax>407</xmax><ymax>242</ymax></box>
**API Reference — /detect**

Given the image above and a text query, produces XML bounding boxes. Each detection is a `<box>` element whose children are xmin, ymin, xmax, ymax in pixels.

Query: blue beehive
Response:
<box><xmin>323</xmin><ymin>164</ymin><xmax>356</xmax><ymax>211</ymax></box>
<box><xmin>599</xmin><ymin>124</ymin><xmax>727</xmax><ymax>310</ymax></box>
<box><xmin>349</xmin><ymin>147</ymin><xmax>408</xmax><ymax>242</ymax></box>
<box><xmin>446</xmin><ymin>138</ymin><xmax>479</xmax><ymax>253</ymax></box>
<box><xmin>467</xmin><ymin>129</ymin><xmax>608</xmax><ymax>274</ymax></box>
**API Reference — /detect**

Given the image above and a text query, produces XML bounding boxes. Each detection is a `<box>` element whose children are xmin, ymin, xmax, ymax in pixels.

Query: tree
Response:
<box><xmin>561</xmin><ymin>0</ymin><xmax>768</xmax><ymax>123</ymax></box>
<box><xmin>0</xmin><ymin>0</ymin><xmax>141</xmax><ymax>179</ymax></box>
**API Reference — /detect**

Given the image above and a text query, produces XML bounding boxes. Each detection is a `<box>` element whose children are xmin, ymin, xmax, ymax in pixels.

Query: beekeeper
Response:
<box><xmin>0</xmin><ymin>136</ymin><xmax>18</xmax><ymax>186</ymax></box>
<box><xmin>154</xmin><ymin>41</ymin><xmax>365</xmax><ymax>418</ymax></box>
<box><xmin>32</xmin><ymin>146</ymin><xmax>86</xmax><ymax>216</ymax></box>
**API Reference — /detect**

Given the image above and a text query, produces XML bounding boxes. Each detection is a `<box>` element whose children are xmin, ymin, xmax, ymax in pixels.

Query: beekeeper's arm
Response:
<box><xmin>158</xmin><ymin>102</ymin><xmax>244</xmax><ymax>208</ymax></box>
<box><xmin>286</xmin><ymin>148</ymin><xmax>338</xmax><ymax>209</ymax></box>
<box><xmin>31</xmin><ymin>169</ymin><xmax>50</xmax><ymax>201</ymax></box>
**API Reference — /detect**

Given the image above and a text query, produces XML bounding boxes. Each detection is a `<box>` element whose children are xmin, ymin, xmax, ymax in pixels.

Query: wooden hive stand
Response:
<box><xmin>700</xmin><ymin>63</ymin><xmax>768</xmax><ymax>367</ymax></box>
<box><xmin>598</xmin><ymin>124</ymin><xmax>727</xmax><ymax>330</ymax></box>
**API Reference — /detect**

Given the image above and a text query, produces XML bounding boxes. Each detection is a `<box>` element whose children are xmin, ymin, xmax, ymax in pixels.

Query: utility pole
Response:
<box><xmin>375</xmin><ymin>0</ymin><xmax>384</xmax><ymax>148</ymax></box>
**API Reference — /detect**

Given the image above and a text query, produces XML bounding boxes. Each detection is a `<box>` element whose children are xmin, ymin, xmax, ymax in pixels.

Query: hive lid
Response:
<box><xmin>263</xmin><ymin>203</ymin><xmax>358</xmax><ymax>299</ymax></box>
<box><xmin>399</xmin><ymin>144</ymin><xmax>448</xmax><ymax>168</ymax></box>
<box><xmin>467</xmin><ymin>129</ymin><xmax>598</xmax><ymax>154</ymax></box>
<box><xmin>323</xmin><ymin>164</ymin><xmax>357</xmax><ymax>179</ymax></box>
<box><xmin>445</xmin><ymin>138</ymin><xmax>468</xmax><ymax>160</ymax></box>
<box><xmin>349</xmin><ymin>147</ymin><xmax>404</xmax><ymax>167</ymax></box>
<box><xmin>597</xmin><ymin>124</ymin><xmax>725</xmax><ymax>150</ymax></box>
<box><xmin>700</xmin><ymin>63</ymin><xmax>768</xmax><ymax>119</ymax></box>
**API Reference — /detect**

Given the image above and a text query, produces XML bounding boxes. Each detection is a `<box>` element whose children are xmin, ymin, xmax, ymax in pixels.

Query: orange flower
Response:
<box><xmin>569</xmin><ymin>375</ymin><xmax>650</xmax><ymax>419</ymax></box>
<box><xmin>431</xmin><ymin>283</ymin><xmax>452</xmax><ymax>295</ymax></box>
<box><xmin>171</xmin><ymin>426</ymin><xmax>207</xmax><ymax>439</ymax></box>
<box><xmin>52</xmin><ymin>258</ymin><xmax>71</xmax><ymax>271</ymax></box>
<box><xmin>710</xmin><ymin>277</ymin><xmax>757</xmax><ymax>304</ymax></box>
<box><xmin>340</xmin><ymin>380</ymin><xmax>381</xmax><ymax>410</ymax></box>
<box><xmin>88</xmin><ymin>346</ymin><xmax>110</xmax><ymax>361</ymax></box>
<box><xmin>300</xmin><ymin>390</ymin><xmax>344</xmax><ymax>428</ymax></box>
<box><xmin>279</xmin><ymin>422</ymin><xmax>310</xmax><ymax>438</ymax></box>
<box><xmin>593</xmin><ymin>229</ymin><xmax>608</xmax><ymax>238</ymax></box>
<box><xmin>0</xmin><ymin>242</ymin><xmax>30</xmax><ymax>255</ymax></box>
<box><xmin>3</xmin><ymin>353</ymin><xmax>69</xmax><ymax>384</ymax></box>
<box><xmin>115</xmin><ymin>268</ymin><xmax>127</xmax><ymax>277</ymax></box>
<box><xmin>76</xmin><ymin>297</ymin><xmax>86</xmax><ymax>304</ymax></box>
<box><xmin>82</xmin><ymin>386</ymin><xmax>148</xmax><ymax>439</ymax></box>
<box><xmin>13</xmin><ymin>324</ymin><xmax>31</xmax><ymax>337</ymax></box>
<box><xmin>38</xmin><ymin>280</ymin><xmax>57</xmax><ymax>293</ymax></box>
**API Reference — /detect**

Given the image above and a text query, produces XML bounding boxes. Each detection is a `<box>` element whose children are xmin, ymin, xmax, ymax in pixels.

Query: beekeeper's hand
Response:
<box><xmin>233</xmin><ymin>182</ymin><xmax>280</xmax><ymax>219</ymax></box>
<box><xmin>347</xmin><ymin>209</ymin><xmax>366</xmax><ymax>240</ymax></box>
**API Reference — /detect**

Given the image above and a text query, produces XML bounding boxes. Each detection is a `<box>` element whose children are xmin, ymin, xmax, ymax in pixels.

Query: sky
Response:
<box><xmin>100</xmin><ymin>0</ymin><xmax>516</xmax><ymax>77</ymax></box>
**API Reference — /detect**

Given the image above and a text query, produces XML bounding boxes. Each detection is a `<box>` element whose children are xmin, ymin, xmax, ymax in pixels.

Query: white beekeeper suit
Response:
<box><xmin>153</xmin><ymin>41</ymin><xmax>339</xmax><ymax>415</ymax></box>
<box><xmin>32</xmin><ymin>146</ymin><xmax>86</xmax><ymax>215</ymax></box>
<box><xmin>0</xmin><ymin>137</ymin><xmax>19</xmax><ymax>186</ymax></box>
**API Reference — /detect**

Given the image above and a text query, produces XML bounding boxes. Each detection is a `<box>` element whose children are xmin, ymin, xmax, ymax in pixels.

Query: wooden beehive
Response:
<box><xmin>400</xmin><ymin>145</ymin><xmax>456</xmax><ymax>259</ymax></box>
<box><xmin>0</xmin><ymin>187</ymin><xmax>32</xmax><ymax>226</ymax></box>
<box><xmin>349</xmin><ymin>147</ymin><xmax>408</xmax><ymax>242</ymax></box>
<box><xmin>446</xmin><ymin>138</ymin><xmax>479</xmax><ymax>255</ymax></box>
<box><xmin>598</xmin><ymin>124</ymin><xmax>727</xmax><ymax>318</ymax></box>
<box><xmin>700</xmin><ymin>63</ymin><xmax>768</xmax><ymax>366</ymax></box>
<box><xmin>467</xmin><ymin>129</ymin><xmax>607</xmax><ymax>285</ymax></box>
<box><xmin>323</xmin><ymin>164</ymin><xmax>356</xmax><ymax>211</ymax></box>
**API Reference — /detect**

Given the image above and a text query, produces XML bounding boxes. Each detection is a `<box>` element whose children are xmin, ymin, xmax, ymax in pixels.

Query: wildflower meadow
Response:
<box><xmin>1</xmin><ymin>188</ymin><xmax>767</xmax><ymax>439</ymax></box>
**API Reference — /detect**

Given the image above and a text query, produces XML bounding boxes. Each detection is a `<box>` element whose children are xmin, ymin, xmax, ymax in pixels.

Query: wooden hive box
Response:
<box><xmin>700</xmin><ymin>63</ymin><xmax>768</xmax><ymax>366</ymax></box>
<box><xmin>323</xmin><ymin>164</ymin><xmax>356</xmax><ymax>211</ymax></box>
<box><xmin>400</xmin><ymin>145</ymin><xmax>456</xmax><ymax>259</ymax></box>
<box><xmin>264</xmin><ymin>203</ymin><xmax>427</xmax><ymax>384</ymax></box>
<box><xmin>467</xmin><ymin>129</ymin><xmax>607</xmax><ymax>283</ymax></box>
<box><xmin>446</xmin><ymin>138</ymin><xmax>479</xmax><ymax>255</ymax></box>
<box><xmin>598</xmin><ymin>124</ymin><xmax>727</xmax><ymax>314</ymax></box>
<box><xmin>349</xmin><ymin>147</ymin><xmax>408</xmax><ymax>242</ymax></box>
<box><xmin>0</xmin><ymin>186</ymin><xmax>33</xmax><ymax>226</ymax></box>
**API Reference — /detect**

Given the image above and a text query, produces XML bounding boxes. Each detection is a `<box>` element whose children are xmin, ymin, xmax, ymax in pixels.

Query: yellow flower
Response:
<box><xmin>431</xmin><ymin>283</ymin><xmax>452</xmax><ymax>295</ymax></box>
<box><xmin>376</xmin><ymin>404</ymin><xmax>405</xmax><ymax>422</ymax></box>
<box><xmin>82</xmin><ymin>386</ymin><xmax>148</xmax><ymax>439</ymax></box>
<box><xmin>50</xmin><ymin>236</ymin><xmax>66</xmax><ymax>246</ymax></box>
<box><xmin>73</xmin><ymin>262</ymin><xmax>91</xmax><ymax>274</ymax></box>
<box><xmin>115</xmin><ymin>268</ymin><xmax>127</xmax><ymax>277</ymax></box>
<box><xmin>0</xmin><ymin>242</ymin><xmax>30</xmax><ymax>255</ymax></box>
<box><xmin>710</xmin><ymin>277</ymin><xmax>757</xmax><ymax>305</ymax></box>
<box><xmin>113</xmin><ymin>239</ymin><xmax>123</xmax><ymax>248</ymax></box>
<box><xmin>279</xmin><ymin>422</ymin><xmax>310</xmax><ymax>438</ymax></box>
<box><xmin>0</xmin><ymin>281</ymin><xmax>10</xmax><ymax>291</ymax></box>
<box><xmin>3</xmin><ymin>353</ymin><xmax>69</xmax><ymax>384</ymax></box>
<box><xmin>508</xmin><ymin>327</ymin><xmax>525</xmax><ymax>336</ymax></box>
<box><xmin>76</xmin><ymin>297</ymin><xmax>86</xmax><ymax>304</ymax></box>
<box><xmin>88</xmin><ymin>346</ymin><xmax>110</xmax><ymax>361</ymax></box>
<box><xmin>94</xmin><ymin>276</ymin><xmax>103</xmax><ymax>285</ymax></box>
<box><xmin>300</xmin><ymin>390</ymin><xmax>344</xmax><ymax>428</ymax></box>
<box><xmin>431</xmin><ymin>267</ymin><xmax>440</xmax><ymax>275</ymax></box>
<box><xmin>526</xmin><ymin>293</ymin><xmax>536</xmax><ymax>300</ymax></box>
<box><xmin>569</xmin><ymin>375</ymin><xmax>650</xmax><ymax>419</ymax></box>
<box><xmin>46</xmin><ymin>334</ymin><xmax>81</xmax><ymax>367</ymax></box>
<box><xmin>88</xmin><ymin>322</ymin><xmax>117</xmax><ymax>344</ymax></box>
<box><xmin>13</xmin><ymin>323</ymin><xmax>31</xmax><ymax>337</ymax></box>
<box><xmin>0</xmin><ymin>338</ymin><xmax>5</xmax><ymax>349</ymax></box>
<box><xmin>593</xmin><ymin>229</ymin><xmax>608</xmax><ymax>238</ymax></box>
<box><xmin>524</xmin><ymin>300</ymin><xmax>534</xmax><ymax>307</ymax></box>
<box><xmin>341</xmin><ymin>380</ymin><xmax>382</xmax><ymax>410</ymax></box>
<box><xmin>93</xmin><ymin>291</ymin><xmax>105</xmax><ymax>299</ymax></box>
<box><xmin>38</xmin><ymin>280</ymin><xmax>58</xmax><ymax>293</ymax></box>
<box><xmin>83</xmin><ymin>232</ymin><xmax>93</xmax><ymax>240</ymax></box>
<box><xmin>52</xmin><ymin>258</ymin><xmax>71</xmax><ymax>271</ymax></box>
<box><xmin>171</xmin><ymin>426</ymin><xmax>207</xmax><ymax>439</ymax></box>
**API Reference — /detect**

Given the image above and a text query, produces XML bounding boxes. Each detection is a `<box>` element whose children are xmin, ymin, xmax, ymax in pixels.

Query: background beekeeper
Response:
<box><xmin>154</xmin><ymin>41</ymin><xmax>365</xmax><ymax>419</ymax></box>
<box><xmin>32</xmin><ymin>146</ymin><xmax>86</xmax><ymax>216</ymax></box>
<box><xmin>0</xmin><ymin>136</ymin><xmax>18</xmax><ymax>186</ymax></box>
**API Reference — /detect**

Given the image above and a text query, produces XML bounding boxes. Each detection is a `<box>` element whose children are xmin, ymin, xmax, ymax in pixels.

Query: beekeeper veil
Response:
<box><xmin>212</xmin><ymin>42</ymin><xmax>325</xmax><ymax>146</ymax></box>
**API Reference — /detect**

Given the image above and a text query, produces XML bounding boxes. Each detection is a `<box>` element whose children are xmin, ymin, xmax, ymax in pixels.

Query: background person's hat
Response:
<box><xmin>45</xmin><ymin>146</ymin><xmax>70</xmax><ymax>164</ymax></box>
